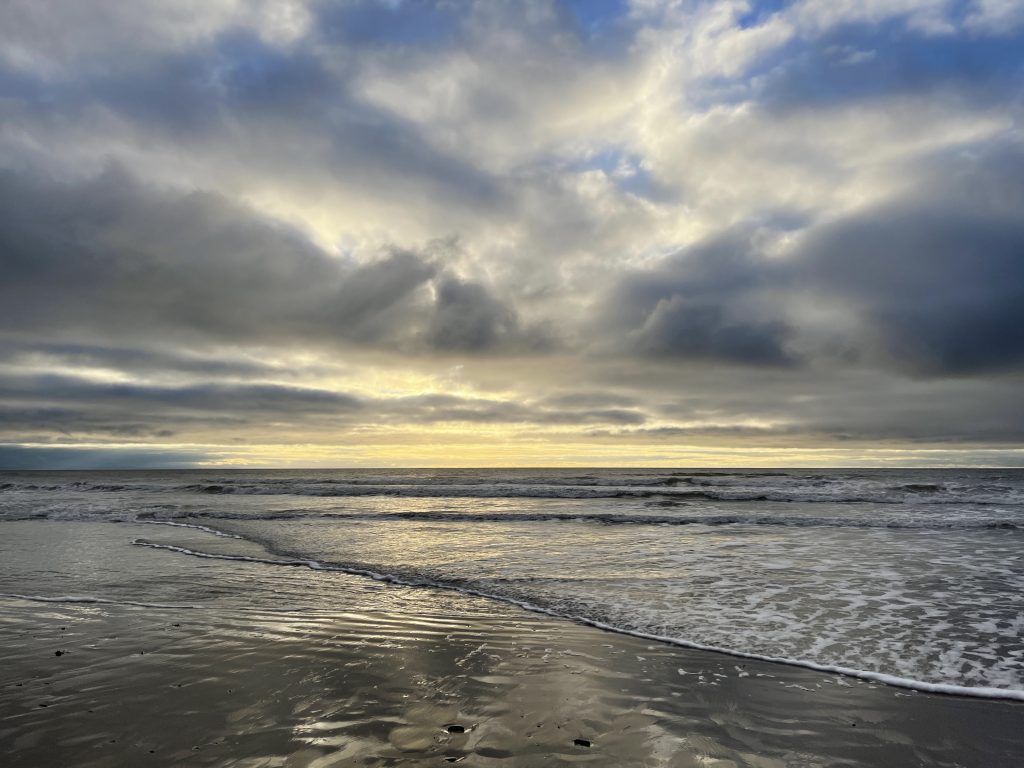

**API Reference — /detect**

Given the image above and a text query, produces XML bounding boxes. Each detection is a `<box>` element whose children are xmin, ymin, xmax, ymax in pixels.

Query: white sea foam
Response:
<box><xmin>135</xmin><ymin>519</ymin><xmax>243</xmax><ymax>538</ymax></box>
<box><xmin>4</xmin><ymin>468</ymin><xmax>1023</xmax><ymax>699</ymax></box>
<box><xmin>131</xmin><ymin>537</ymin><xmax>1024</xmax><ymax>701</ymax></box>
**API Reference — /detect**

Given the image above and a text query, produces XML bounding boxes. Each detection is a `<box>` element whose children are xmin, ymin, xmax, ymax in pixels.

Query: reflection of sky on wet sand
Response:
<box><xmin>1</xmin><ymin>521</ymin><xmax>1021</xmax><ymax>766</ymax></box>
<box><xmin>217</xmin><ymin>512</ymin><xmax>1024</xmax><ymax>691</ymax></box>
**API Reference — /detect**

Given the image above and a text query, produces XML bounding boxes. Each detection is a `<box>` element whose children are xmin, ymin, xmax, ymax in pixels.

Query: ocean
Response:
<box><xmin>2</xmin><ymin>467</ymin><xmax>1022</xmax><ymax>700</ymax></box>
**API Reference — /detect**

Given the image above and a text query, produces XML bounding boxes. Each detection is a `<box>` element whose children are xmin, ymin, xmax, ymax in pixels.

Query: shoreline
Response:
<box><xmin>134</xmin><ymin>530</ymin><xmax>1024</xmax><ymax>704</ymax></box>
<box><xmin>2</xmin><ymin>520</ymin><xmax>1023</xmax><ymax>766</ymax></box>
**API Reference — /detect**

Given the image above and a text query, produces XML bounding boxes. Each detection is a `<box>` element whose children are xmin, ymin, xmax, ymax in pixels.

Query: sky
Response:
<box><xmin>1</xmin><ymin>0</ymin><xmax>1023</xmax><ymax>469</ymax></box>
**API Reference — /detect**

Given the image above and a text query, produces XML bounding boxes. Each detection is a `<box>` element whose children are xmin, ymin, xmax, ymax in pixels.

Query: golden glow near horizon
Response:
<box><xmin>4</xmin><ymin>343</ymin><xmax>1024</xmax><ymax>467</ymax></box>
<box><xmin>13</xmin><ymin>435</ymin><xmax>1024</xmax><ymax>469</ymax></box>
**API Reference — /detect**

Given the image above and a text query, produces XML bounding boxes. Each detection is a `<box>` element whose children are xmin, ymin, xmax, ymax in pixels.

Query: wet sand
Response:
<box><xmin>1</xmin><ymin>521</ymin><xmax>1022</xmax><ymax>766</ymax></box>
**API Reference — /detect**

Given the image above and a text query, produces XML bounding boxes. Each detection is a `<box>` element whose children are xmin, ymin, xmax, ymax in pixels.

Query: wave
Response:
<box><xmin>899</xmin><ymin>483</ymin><xmax>944</xmax><ymax>493</ymax></box>
<box><xmin>129</xmin><ymin>538</ymin><xmax>1024</xmax><ymax>702</ymax></box>
<box><xmin>0</xmin><ymin>506</ymin><xmax>1017</xmax><ymax>531</ymax></box>
<box><xmin>135</xmin><ymin>519</ymin><xmax>243</xmax><ymax>539</ymax></box>
<box><xmin>1</xmin><ymin>483</ymin><xmax>1018</xmax><ymax>507</ymax></box>
<box><xmin>3</xmin><ymin>474</ymin><xmax>1022</xmax><ymax>506</ymax></box>
<box><xmin>170</xmin><ymin>484</ymin><xmax>1020</xmax><ymax>504</ymax></box>
<box><xmin>161</xmin><ymin>509</ymin><xmax>1021</xmax><ymax>531</ymax></box>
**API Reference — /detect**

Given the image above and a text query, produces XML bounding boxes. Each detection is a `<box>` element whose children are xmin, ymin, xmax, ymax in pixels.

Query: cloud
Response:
<box><xmin>781</xmin><ymin>140</ymin><xmax>1024</xmax><ymax>374</ymax></box>
<box><xmin>0</xmin><ymin>0</ymin><xmax>314</xmax><ymax>77</ymax></box>
<box><xmin>0</xmin><ymin>168</ymin><xmax>540</xmax><ymax>354</ymax></box>
<box><xmin>0</xmin><ymin>341</ymin><xmax>299</xmax><ymax>380</ymax></box>
<box><xmin>0</xmin><ymin>368</ymin><xmax>652</xmax><ymax>446</ymax></box>
<box><xmin>795</xmin><ymin>199</ymin><xmax>1024</xmax><ymax>375</ymax></box>
<box><xmin>0</xmin><ymin>1</ymin><xmax>1022</xmax><ymax>464</ymax></box>
<box><xmin>964</xmin><ymin>0</ymin><xmax>1024</xmax><ymax>35</ymax></box>
<box><xmin>591</xmin><ymin>141</ymin><xmax>1024</xmax><ymax>376</ymax></box>
<box><xmin>0</xmin><ymin>374</ymin><xmax>363</xmax><ymax>413</ymax></box>
<box><xmin>596</xmin><ymin>230</ymin><xmax>793</xmax><ymax>364</ymax></box>
<box><xmin>428</xmin><ymin>277</ymin><xmax>519</xmax><ymax>351</ymax></box>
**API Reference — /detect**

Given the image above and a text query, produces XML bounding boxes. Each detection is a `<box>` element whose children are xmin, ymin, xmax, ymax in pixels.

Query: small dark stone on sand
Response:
<box><xmin>38</xmin><ymin>703</ymin><xmax>48</xmax><ymax>708</ymax></box>
<box><xmin>55</xmin><ymin>650</ymin><xmax>64</xmax><ymax>656</ymax></box>
<box><xmin>446</xmin><ymin>724</ymin><xmax>466</xmax><ymax>734</ymax></box>
<box><xmin>573</xmin><ymin>738</ymin><xmax>592</xmax><ymax>748</ymax></box>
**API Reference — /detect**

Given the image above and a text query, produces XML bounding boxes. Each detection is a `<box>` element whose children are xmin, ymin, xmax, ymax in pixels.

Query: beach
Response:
<box><xmin>2</xmin><ymin>516</ymin><xmax>1023</xmax><ymax>767</ymax></box>
<box><xmin>4</xmin><ymin>3</ymin><xmax>1023</xmax><ymax>763</ymax></box>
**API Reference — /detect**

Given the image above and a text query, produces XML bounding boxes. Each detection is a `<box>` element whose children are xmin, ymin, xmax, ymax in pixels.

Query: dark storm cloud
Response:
<box><xmin>595</xmin><ymin>143</ymin><xmax>1024</xmax><ymax>376</ymax></box>
<box><xmin>596</xmin><ymin>230</ymin><xmax>794</xmax><ymax>365</ymax></box>
<box><xmin>0</xmin><ymin>168</ymin><xmax>395</xmax><ymax>346</ymax></box>
<box><xmin>797</xmin><ymin>203</ymin><xmax>1024</xmax><ymax>375</ymax></box>
<box><xmin>324</xmin><ymin>251</ymin><xmax>439</xmax><ymax>344</ymax></box>
<box><xmin>790</xmin><ymin>143</ymin><xmax>1024</xmax><ymax>375</ymax></box>
<box><xmin>7</xmin><ymin>147</ymin><xmax>1023</xmax><ymax>381</ymax></box>
<box><xmin>428</xmin><ymin>278</ymin><xmax>518</xmax><ymax>352</ymax></box>
<box><xmin>0</xmin><ymin>169</ymin><xmax>527</xmax><ymax>354</ymax></box>
<box><xmin>591</xmin><ymin>368</ymin><xmax>1024</xmax><ymax>445</ymax></box>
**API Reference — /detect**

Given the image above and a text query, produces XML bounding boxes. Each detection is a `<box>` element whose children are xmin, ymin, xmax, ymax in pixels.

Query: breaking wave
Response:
<box><xmin>129</xmin><ymin>538</ymin><xmax>1024</xmax><ymax>702</ymax></box>
<box><xmin>2</xmin><ymin>475</ymin><xmax>1022</xmax><ymax>506</ymax></box>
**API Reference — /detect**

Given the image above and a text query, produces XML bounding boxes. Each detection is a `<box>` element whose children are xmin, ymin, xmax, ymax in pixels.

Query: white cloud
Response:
<box><xmin>0</xmin><ymin>0</ymin><xmax>317</xmax><ymax>78</ymax></box>
<box><xmin>964</xmin><ymin>0</ymin><xmax>1024</xmax><ymax>34</ymax></box>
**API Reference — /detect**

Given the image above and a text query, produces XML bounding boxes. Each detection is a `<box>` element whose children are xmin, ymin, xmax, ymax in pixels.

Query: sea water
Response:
<box><xmin>1</xmin><ymin>468</ymin><xmax>1022</xmax><ymax>698</ymax></box>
